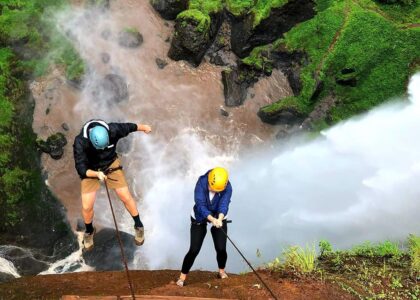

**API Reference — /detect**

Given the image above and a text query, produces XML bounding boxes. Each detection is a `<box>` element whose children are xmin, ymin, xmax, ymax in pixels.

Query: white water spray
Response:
<box><xmin>138</xmin><ymin>74</ymin><xmax>420</xmax><ymax>272</ymax></box>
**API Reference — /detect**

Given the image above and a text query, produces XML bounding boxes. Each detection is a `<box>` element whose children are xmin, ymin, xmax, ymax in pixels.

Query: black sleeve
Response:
<box><xmin>109</xmin><ymin>122</ymin><xmax>138</xmax><ymax>140</ymax></box>
<box><xmin>73</xmin><ymin>136</ymin><xmax>89</xmax><ymax>178</ymax></box>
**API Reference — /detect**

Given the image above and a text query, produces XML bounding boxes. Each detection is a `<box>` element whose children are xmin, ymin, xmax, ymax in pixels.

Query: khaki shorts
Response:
<box><xmin>81</xmin><ymin>158</ymin><xmax>128</xmax><ymax>194</ymax></box>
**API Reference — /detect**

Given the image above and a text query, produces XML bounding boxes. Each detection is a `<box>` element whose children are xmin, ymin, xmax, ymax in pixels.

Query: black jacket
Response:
<box><xmin>73</xmin><ymin>120</ymin><xmax>137</xmax><ymax>179</ymax></box>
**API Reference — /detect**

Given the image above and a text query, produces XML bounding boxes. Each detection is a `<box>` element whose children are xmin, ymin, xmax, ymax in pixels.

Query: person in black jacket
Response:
<box><xmin>73</xmin><ymin>119</ymin><xmax>152</xmax><ymax>250</ymax></box>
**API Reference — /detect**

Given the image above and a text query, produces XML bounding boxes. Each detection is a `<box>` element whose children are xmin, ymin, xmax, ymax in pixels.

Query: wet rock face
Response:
<box><xmin>0</xmin><ymin>272</ymin><xmax>15</xmax><ymax>283</ymax></box>
<box><xmin>222</xmin><ymin>69</ymin><xmax>248</xmax><ymax>107</ymax></box>
<box><xmin>94</xmin><ymin>74</ymin><xmax>129</xmax><ymax>104</ymax></box>
<box><xmin>36</xmin><ymin>133</ymin><xmax>67</xmax><ymax>160</ymax></box>
<box><xmin>0</xmin><ymin>247</ymin><xmax>48</xmax><ymax>276</ymax></box>
<box><xmin>258</xmin><ymin>107</ymin><xmax>306</xmax><ymax>125</ymax></box>
<box><xmin>82</xmin><ymin>228</ymin><xmax>136</xmax><ymax>271</ymax></box>
<box><xmin>118</xmin><ymin>29</ymin><xmax>143</xmax><ymax>48</ymax></box>
<box><xmin>231</xmin><ymin>0</ymin><xmax>316</xmax><ymax>58</ymax></box>
<box><xmin>150</xmin><ymin>0</ymin><xmax>188</xmax><ymax>20</ymax></box>
<box><xmin>168</xmin><ymin>13</ymin><xmax>223</xmax><ymax>67</ymax></box>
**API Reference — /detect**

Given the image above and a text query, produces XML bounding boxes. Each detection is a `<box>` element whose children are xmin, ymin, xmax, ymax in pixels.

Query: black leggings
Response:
<box><xmin>181</xmin><ymin>219</ymin><xmax>228</xmax><ymax>274</ymax></box>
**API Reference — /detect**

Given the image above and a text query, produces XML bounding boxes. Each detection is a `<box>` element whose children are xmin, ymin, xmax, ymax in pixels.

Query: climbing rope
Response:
<box><xmin>220</xmin><ymin>224</ymin><xmax>279</xmax><ymax>300</ymax></box>
<box><xmin>104</xmin><ymin>180</ymin><xmax>136</xmax><ymax>299</ymax></box>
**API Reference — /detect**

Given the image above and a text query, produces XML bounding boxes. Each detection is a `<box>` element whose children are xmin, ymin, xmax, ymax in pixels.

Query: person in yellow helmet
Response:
<box><xmin>176</xmin><ymin>167</ymin><xmax>232</xmax><ymax>287</ymax></box>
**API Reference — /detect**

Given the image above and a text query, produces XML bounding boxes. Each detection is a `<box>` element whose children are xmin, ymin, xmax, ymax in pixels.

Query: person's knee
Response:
<box><xmin>82</xmin><ymin>203</ymin><xmax>94</xmax><ymax>213</ymax></box>
<box><xmin>188</xmin><ymin>247</ymin><xmax>201</xmax><ymax>257</ymax></box>
<box><xmin>116</xmin><ymin>188</ymin><xmax>133</xmax><ymax>203</ymax></box>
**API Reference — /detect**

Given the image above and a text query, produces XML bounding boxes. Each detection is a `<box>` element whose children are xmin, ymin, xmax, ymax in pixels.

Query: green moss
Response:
<box><xmin>259</xmin><ymin>0</ymin><xmax>420</xmax><ymax>125</ymax></box>
<box><xmin>251</xmin><ymin>0</ymin><xmax>289</xmax><ymax>27</ymax></box>
<box><xmin>177</xmin><ymin>9</ymin><xmax>211</xmax><ymax>32</ymax></box>
<box><xmin>225</xmin><ymin>0</ymin><xmax>254</xmax><ymax>17</ymax></box>
<box><xmin>242</xmin><ymin>44</ymin><xmax>274</xmax><ymax>71</ymax></box>
<box><xmin>189</xmin><ymin>0</ymin><xmax>223</xmax><ymax>15</ymax></box>
<box><xmin>123</xmin><ymin>27</ymin><xmax>139</xmax><ymax>34</ymax></box>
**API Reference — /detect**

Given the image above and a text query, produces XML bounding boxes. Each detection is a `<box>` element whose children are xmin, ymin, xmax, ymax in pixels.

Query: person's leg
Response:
<box><xmin>179</xmin><ymin>223</ymin><xmax>207</xmax><ymax>282</ymax></box>
<box><xmin>81</xmin><ymin>191</ymin><xmax>97</xmax><ymax>233</ymax></box>
<box><xmin>210</xmin><ymin>221</ymin><xmax>228</xmax><ymax>276</ymax></box>
<box><xmin>114</xmin><ymin>186</ymin><xmax>143</xmax><ymax>225</ymax></box>
<box><xmin>81</xmin><ymin>190</ymin><xmax>98</xmax><ymax>251</ymax></box>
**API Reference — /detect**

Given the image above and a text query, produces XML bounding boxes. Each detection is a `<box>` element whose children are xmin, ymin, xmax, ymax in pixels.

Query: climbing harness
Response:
<box><xmin>220</xmin><ymin>223</ymin><xmax>279</xmax><ymax>300</ymax></box>
<box><xmin>104</xmin><ymin>180</ymin><xmax>136</xmax><ymax>299</ymax></box>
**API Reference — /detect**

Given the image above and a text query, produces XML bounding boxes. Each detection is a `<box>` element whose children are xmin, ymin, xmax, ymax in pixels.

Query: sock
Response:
<box><xmin>85</xmin><ymin>222</ymin><xmax>94</xmax><ymax>234</ymax></box>
<box><xmin>133</xmin><ymin>214</ymin><xmax>143</xmax><ymax>228</ymax></box>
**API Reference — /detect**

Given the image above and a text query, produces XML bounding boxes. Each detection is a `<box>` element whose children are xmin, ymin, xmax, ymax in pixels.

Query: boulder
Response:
<box><xmin>231</xmin><ymin>0</ymin><xmax>316</xmax><ymax>58</ymax></box>
<box><xmin>0</xmin><ymin>272</ymin><xmax>15</xmax><ymax>283</ymax></box>
<box><xmin>94</xmin><ymin>74</ymin><xmax>129</xmax><ymax>104</ymax></box>
<box><xmin>36</xmin><ymin>133</ymin><xmax>67</xmax><ymax>160</ymax></box>
<box><xmin>118</xmin><ymin>29</ymin><xmax>143</xmax><ymax>48</ymax></box>
<box><xmin>155</xmin><ymin>57</ymin><xmax>168</xmax><ymax>69</ymax></box>
<box><xmin>82</xmin><ymin>228</ymin><xmax>136</xmax><ymax>271</ymax></box>
<box><xmin>168</xmin><ymin>10</ymin><xmax>223</xmax><ymax>67</ymax></box>
<box><xmin>150</xmin><ymin>0</ymin><xmax>188</xmax><ymax>20</ymax></box>
<box><xmin>258</xmin><ymin>106</ymin><xmax>306</xmax><ymax>125</ymax></box>
<box><xmin>0</xmin><ymin>247</ymin><xmax>48</xmax><ymax>276</ymax></box>
<box><xmin>222</xmin><ymin>69</ymin><xmax>248</xmax><ymax>107</ymax></box>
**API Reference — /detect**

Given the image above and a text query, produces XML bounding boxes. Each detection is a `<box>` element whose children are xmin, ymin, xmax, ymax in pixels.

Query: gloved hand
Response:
<box><xmin>211</xmin><ymin>218</ymin><xmax>223</xmax><ymax>228</ymax></box>
<box><xmin>97</xmin><ymin>171</ymin><xmax>107</xmax><ymax>181</ymax></box>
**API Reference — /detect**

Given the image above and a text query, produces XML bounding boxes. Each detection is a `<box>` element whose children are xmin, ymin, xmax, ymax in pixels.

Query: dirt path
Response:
<box><xmin>0</xmin><ymin>270</ymin><xmax>356</xmax><ymax>300</ymax></box>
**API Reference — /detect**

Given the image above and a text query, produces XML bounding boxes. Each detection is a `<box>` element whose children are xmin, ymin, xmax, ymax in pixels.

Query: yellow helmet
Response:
<box><xmin>208</xmin><ymin>167</ymin><xmax>229</xmax><ymax>192</ymax></box>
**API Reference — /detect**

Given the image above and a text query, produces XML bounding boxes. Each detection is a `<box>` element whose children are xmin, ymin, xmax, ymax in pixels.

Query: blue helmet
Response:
<box><xmin>89</xmin><ymin>126</ymin><xmax>109</xmax><ymax>150</ymax></box>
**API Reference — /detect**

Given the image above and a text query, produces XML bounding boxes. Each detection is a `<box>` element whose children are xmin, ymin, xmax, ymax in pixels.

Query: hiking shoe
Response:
<box><xmin>218</xmin><ymin>271</ymin><xmax>229</xmax><ymax>279</ymax></box>
<box><xmin>134</xmin><ymin>226</ymin><xmax>145</xmax><ymax>246</ymax></box>
<box><xmin>176</xmin><ymin>279</ymin><xmax>185</xmax><ymax>287</ymax></box>
<box><xmin>83</xmin><ymin>228</ymin><xmax>95</xmax><ymax>251</ymax></box>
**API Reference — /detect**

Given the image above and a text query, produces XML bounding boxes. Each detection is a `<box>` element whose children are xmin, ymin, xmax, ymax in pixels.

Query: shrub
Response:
<box><xmin>407</xmin><ymin>234</ymin><xmax>420</xmax><ymax>274</ymax></box>
<box><xmin>283</xmin><ymin>245</ymin><xmax>317</xmax><ymax>273</ymax></box>
<box><xmin>319</xmin><ymin>239</ymin><xmax>333</xmax><ymax>256</ymax></box>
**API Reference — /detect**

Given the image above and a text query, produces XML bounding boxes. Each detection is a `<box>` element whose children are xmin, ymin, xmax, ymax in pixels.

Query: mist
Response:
<box><xmin>47</xmin><ymin>3</ymin><xmax>420</xmax><ymax>273</ymax></box>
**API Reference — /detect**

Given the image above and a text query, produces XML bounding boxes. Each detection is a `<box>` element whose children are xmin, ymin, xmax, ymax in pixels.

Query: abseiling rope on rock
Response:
<box><xmin>104</xmin><ymin>180</ymin><xmax>136</xmax><ymax>299</ymax></box>
<box><xmin>221</xmin><ymin>225</ymin><xmax>279</xmax><ymax>300</ymax></box>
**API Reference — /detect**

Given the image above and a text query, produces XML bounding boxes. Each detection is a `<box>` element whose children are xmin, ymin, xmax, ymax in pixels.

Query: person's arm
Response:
<box><xmin>217</xmin><ymin>182</ymin><xmax>232</xmax><ymax>220</ymax></box>
<box><xmin>109</xmin><ymin>122</ymin><xmax>152</xmax><ymax>140</ymax></box>
<box><xmin>137</xmin><ymin>124</ymin><xmax>152</xmax><ymax>133</ymax></box>
<box><xmin>194</xmin><ymin>180</ymin><xmax>212</xmax><ymax>220</ymax></box>
<box><xmin>73</xmin><ymin>138</ymin><xmax>89</xmax><ymax>178</ymax></box>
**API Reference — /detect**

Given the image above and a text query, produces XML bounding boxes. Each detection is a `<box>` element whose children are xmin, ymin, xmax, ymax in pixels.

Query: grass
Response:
<box><xmin>258</xmin><ymin>0</ymin><xmax>420</xmax><ymax>125</ymax></box>
<box><xmin>267</xmin><ymin>236</ymin><xmax>420</xmax><ymax>299</ymax></box>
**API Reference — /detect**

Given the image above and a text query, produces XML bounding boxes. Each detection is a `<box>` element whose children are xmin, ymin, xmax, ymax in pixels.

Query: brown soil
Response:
<box><xmin>0</xmin><ymin>270</ymin><xmax>356</xmax><ymax>300</ymax></box>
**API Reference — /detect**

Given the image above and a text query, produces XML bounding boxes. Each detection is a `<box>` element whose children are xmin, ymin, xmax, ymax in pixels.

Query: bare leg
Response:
<box><xmin>114</xmin><ymin>187</ymin><xmax>139</xmax><ymax>216</ymax></box>
<box><xmin>81</xmin><ymin>191</ymin><xmax>97</xmax><ymax>224</ymax></box>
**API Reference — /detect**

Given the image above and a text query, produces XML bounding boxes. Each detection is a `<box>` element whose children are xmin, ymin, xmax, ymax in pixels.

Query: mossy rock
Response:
<box><xmin>36</xmin><ymin>133</ymin><xmax>67</xmax><ymax>160</ymax></box>
<box><xmin>150</xmin><ymin>0</ymin><xmax>188</xmax><ymax>20</ymax></box>
<box><xmin>118</xmin><ymin>28</ymin><xmax>144</xmax><ymax>48</ymax></box>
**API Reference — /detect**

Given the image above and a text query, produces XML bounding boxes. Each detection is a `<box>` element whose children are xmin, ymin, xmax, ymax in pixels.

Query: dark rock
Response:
<box><xmin>101</xmin><ymin>52</ymin><xmax>111</xmax><ymax>64</ymax></box>
<box><xmin>220</xmin><ymin>107</ymin><xmax>229</xmax><ymax>117</ymax></box>
<box><xmin>0</xmin><ymin>272</ymin><xmax>15</xmax><ymax>283</ymax></box>
<box><xmin>151</xmin><ymin>0</ymin><xmax>188</xmax><ymax>20</ymax></box>
<box><xmin>118</xmin><ymin>29</ymin><xmax>143</xmax><ymax>48</ymax></box>
<box><xmin>83</xmin><ymin>228</ymin><xmax>136</xmax><ymax>271</ymax></box>
<box><xmin>258</xmin><ymin>106</ymin><xmax>306</xmax><ymax>125</ymax></box>
<box><xmin>0</xmin><ymin>247</ymin><xmax>48</xmax><ymax>276</ymax></box>
<box><xmin>222</xmin><ymin>69</ymin><xmax>248</xmax><ymax>107</ymax></box>
<box><xmin>168</xmin><ymin>12</ymin><xmax>223</xmax><ymax>67</ymax></box>
<box><xmin>36</xmin><ymin>133</ymin><xmax>67</xmax><ymax>160</ymax></box>
<box><xmin>301</xmin><ymin>94</ymin><xmax>337</xmax><ymax>130</ymax></box>
<box><xmin>45</xmin><ymin>107</ymin><xmax>50</xmax><ymax>115</ymax></box>
<box><xmin>165</xmin><ymin>37</ymin><xmax>171</xmax><ymax>43</ymax></box>
<box><xmin>210</xmin><ymin>53</ymin><xmax>226</xmax><ymax>66</ymax></box>
<box><xmin>164</xmin><ymin>22</ymin><xmax>170</xmax><ymax>27</ymax></box>
<box><xmin>155</xmin><ymin>57</ymin><xmax>168</xmax><ymax>69</ymax></box>
<box><xmin>270</xmin><ymin>46</ymin><xmax>307</xmax><ymax>96</ymax></box>
<box><xmin>101</xmin><ymin>29</ymin><xmax>112</xmax><ymax>40</ymax></box>
<box><xmin>94</xmin><ymin>74</ymin><xmax>129</xmax><ymax>104</ymax></box>
<box><xmin>61</xmin><ymin>123</ymin><xmax>69</xmax><ymax>131</ymax></box>
<box><xmin>275</xmin><ymin>124</ymin><xmax>303</xmax><ymax>139</ymax></box>
<box><xmin>231</xmin><ymin>0</ymin><xmax>316</xmax><ymax>58</ymax></box>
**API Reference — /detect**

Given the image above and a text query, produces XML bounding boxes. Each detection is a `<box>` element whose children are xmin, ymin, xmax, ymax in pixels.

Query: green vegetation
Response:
<box><xmin>177</xmin><ymin>9</ymin><xmax>211</xmax><ymax>32</ymax></box>
<box><xmin>0</xmin><ymin>0</ymin><xmax>83</xmax><ymax>229</ymax></box>
<box><xmin>225</xmin><ymin>0</ymin><xmax>254</xmax><ymax>16</ymax></box>
<box><xmin>189</xmin><ymin>0</ymin><xmax>224</xmax><ymax>15</ymax></box>
<box><xmin>267</xmin><ymin>236</ymin><xmax>420</xmax><ymax>299</ymax></box>
<box><xmin>251</xmin><ymin>0</ymin><xmax>289</xmax><ymax>27</ymax></box>
<box><xmin>258</xmin><ymin>0</ymin><xmax>420</xmax><ymax>125</ymax></box>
